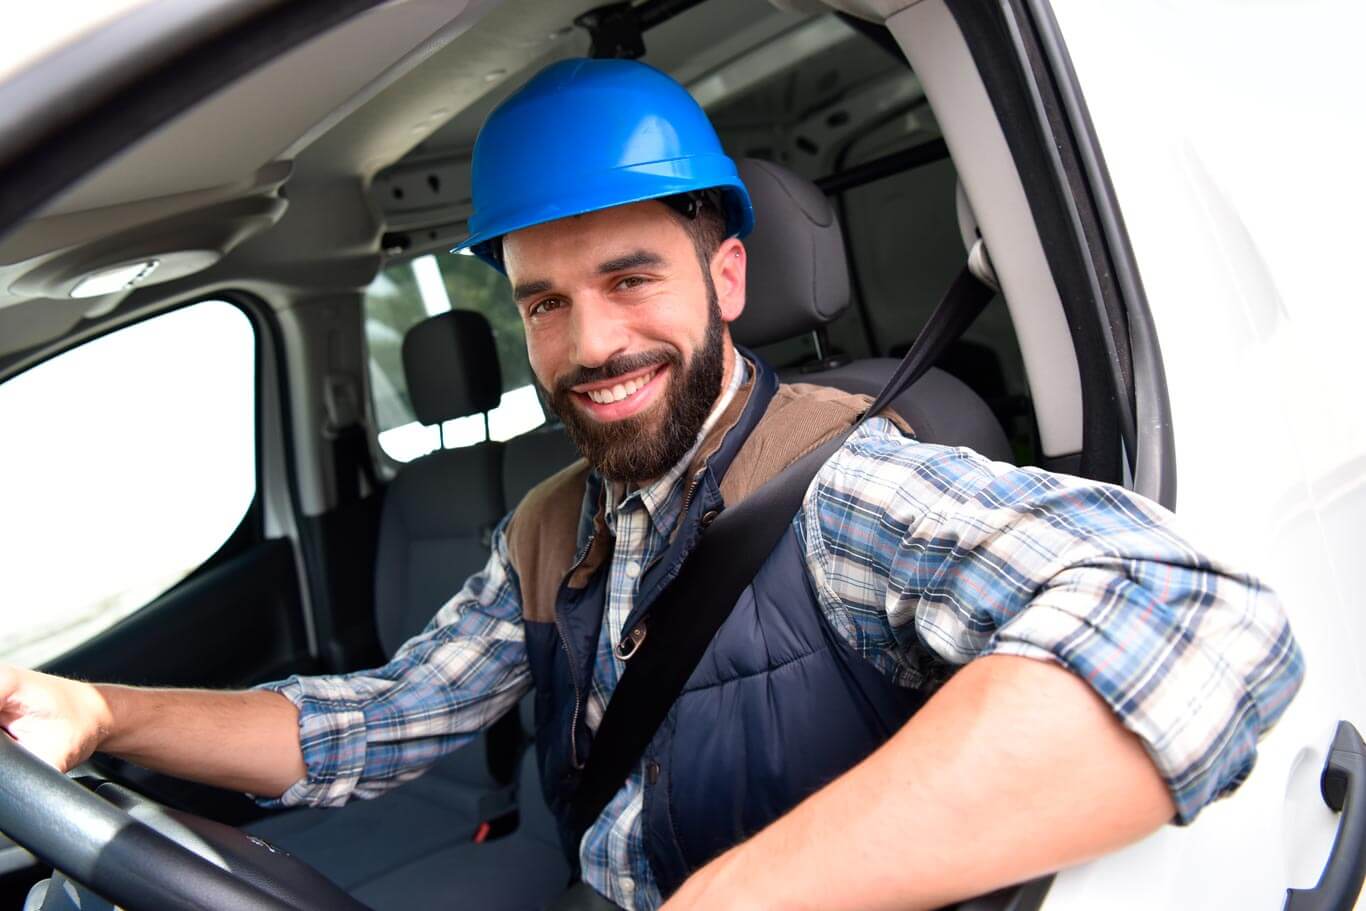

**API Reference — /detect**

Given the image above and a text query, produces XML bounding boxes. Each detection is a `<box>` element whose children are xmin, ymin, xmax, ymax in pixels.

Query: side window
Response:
<box><xmin>0</xmin><ymin>301</ymin><xmax>256</xmax><ymax>667</ymax></box>
<box><xmin>364</xmin><ymin>252</ymin><xmax>544</xmax><ymax>462</ymax></box>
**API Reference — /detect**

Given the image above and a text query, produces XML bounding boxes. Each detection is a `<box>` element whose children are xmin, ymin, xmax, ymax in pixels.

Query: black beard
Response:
<box><xmin>547</xmin><ymin>298</ymin><xmax>725</xmax><ymax>484</ymax></box>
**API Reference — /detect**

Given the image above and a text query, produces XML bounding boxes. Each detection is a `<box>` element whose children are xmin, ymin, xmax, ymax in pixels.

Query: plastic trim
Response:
<box><xmin>1017</xmin><ymin>0</ymin><xmax>1176</xmax><ymax>508</ymax></box>
<box><xmin>993</xmin><ymin>1</ymin><xmax>1137</xmax><ymax>462</ymax></box>
<box><xmin>943</xmin><ymin>0</ymin><xmax>1122</xmax><ymax>482</ymax></box>
<box><xmin>0</xmin><ymin>0</ymin><xmax>387</xmax><ymax>243</ymax></box>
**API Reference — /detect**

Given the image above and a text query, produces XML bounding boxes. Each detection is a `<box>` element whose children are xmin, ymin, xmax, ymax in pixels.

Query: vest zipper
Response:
<box><xmin>556</xmin><ymin>531</ymin><xmax>597</xmax><ymax>770</ymax></box>
<box><xmin>679</xmin><ymin>467</ymin><xmax>707</xmax><ymax>517</ymax></box>
<box><xmin>556</xmin><ymin>628</ymin><xmax>584</xmax><ymax>770</ymax></box>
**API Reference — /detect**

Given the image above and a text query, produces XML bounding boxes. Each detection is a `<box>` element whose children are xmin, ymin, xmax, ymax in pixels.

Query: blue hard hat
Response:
<box><xmin>452</xmin><ymin>58</ymin><xmax>754</xmax><ymax>271</ymax></box>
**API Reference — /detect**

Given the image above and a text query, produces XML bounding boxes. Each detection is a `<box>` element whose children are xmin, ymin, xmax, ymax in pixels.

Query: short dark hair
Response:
<box><xmin>489</xmin><ymin>190</ymin><xmax>729</xmax><ymax>272</ymax></box>
<box><xmin>659</xmin><ymin>189</ymin><xmax>728</xmax><ymax>273</ymax></box>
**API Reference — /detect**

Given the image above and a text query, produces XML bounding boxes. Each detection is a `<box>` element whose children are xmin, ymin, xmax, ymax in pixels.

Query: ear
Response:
<box><xmin>710</xmin><ymin>237</ymin><xmax>747</xmax><ymax>324</ymax></box>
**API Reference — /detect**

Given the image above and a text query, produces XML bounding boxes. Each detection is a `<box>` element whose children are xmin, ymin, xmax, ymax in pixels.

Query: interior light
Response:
<box><xmin>70</xmin><ymin>260</ymin><xmax>160</xmax><ymax>299</ymax></box>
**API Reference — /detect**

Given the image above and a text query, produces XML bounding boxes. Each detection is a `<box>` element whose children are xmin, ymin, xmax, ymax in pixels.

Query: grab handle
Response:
<box><xmin>1285</xmin><ymin>721</ymin><xmax>1366</xmax><ymax>911</ymax></box>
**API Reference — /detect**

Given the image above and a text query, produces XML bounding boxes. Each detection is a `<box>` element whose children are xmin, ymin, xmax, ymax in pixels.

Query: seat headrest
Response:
<box><xmin>401</xmin><ymin>310</ymin><xmax>502</xmax><ymax>425</ymax></box>
<box><xmin>729</xmin><ymin>158</ymin><xmax>851</xmax><ymax>348</ymax></box>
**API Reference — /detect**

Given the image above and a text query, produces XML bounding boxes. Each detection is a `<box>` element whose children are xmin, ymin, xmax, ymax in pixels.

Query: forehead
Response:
<box><xmin>501</xmin><ymin>200</ymin><xmax>690</xmax><ymax>281</ymax></box>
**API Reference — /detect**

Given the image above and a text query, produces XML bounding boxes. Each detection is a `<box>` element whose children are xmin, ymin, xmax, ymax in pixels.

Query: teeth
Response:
<box><xmin>586</xmin><ymin>369</ymin><xmax>656</xmax><ymax>404</ymax></box>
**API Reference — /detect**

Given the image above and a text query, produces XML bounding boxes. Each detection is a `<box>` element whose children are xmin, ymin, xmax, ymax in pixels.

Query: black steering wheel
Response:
<box><xmin>0</xmin><ymin>732</ymin><xmax>369</xmax><ymax>910</ymax></box>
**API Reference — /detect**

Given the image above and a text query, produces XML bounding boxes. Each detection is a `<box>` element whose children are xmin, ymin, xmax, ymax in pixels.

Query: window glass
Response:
<box><xmin>364</xmin><ymin>252</ymin><xmax>544</xmax><ymax>462</ymax></box>
<box><xmin>0</xmin><ymin>301</ymin><xmax>256</xmax><ymax>666</ymax></box>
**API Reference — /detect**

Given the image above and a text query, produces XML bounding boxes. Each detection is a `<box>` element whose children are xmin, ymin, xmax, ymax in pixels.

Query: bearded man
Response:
<box><xmin>0</xmin><ymin>58</ymin><xmax>1302</xmax><ymax>911</ymax></box>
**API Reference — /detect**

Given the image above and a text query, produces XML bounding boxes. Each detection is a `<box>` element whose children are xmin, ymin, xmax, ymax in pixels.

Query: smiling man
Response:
<box><xmin>0</xmin><ymin>58</ymin><xmax>1303</xmax><ymax>911</ymax></box>
<box><xmin>509</xmin><ymin>202</ymin><xmax>736</xmax><ymax>485</ymax></box>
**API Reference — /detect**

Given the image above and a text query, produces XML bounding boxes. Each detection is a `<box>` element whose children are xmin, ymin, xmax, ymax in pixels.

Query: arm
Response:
<box><xmin>664</xmin><ymin>654</ymin><xmax>1173</xmax><ymax>911</ymax></box>
<box><xmin>243</xmin><ymin>518</ymin><xmax>532</xmax><ymax>807</ymax></box>
<box><xmin>667</xmin><ymin>422</ymin><xmax>1303</xmax><ymax>908</ymax></box>
<box><xmin>0</xmin><ymin>518</ymin><xmax>530</xmax><ymax>806</ymax></box>
<box><xmin>0</xmin><ymin>667</ymin><xmax>304</xmax><ymax>797</ymax></box>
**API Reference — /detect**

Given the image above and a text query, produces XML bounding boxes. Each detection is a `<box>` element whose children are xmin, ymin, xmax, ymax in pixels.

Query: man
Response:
<box><xmin>0</xmin><ymin>59</ymin><xmax>1302</xmax><ymax>911</ymax></box>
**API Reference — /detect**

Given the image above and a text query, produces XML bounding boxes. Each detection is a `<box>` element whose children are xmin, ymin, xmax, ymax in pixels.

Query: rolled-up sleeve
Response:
<box><xmin>256</xmin><ymin>518</ymin><xmax>532</xmax><ymax>808</ymax></box>
<box><xmin>802</xmin><ymin>419</ymin><xmax>1304</xmax><ymax>823</ymax></box>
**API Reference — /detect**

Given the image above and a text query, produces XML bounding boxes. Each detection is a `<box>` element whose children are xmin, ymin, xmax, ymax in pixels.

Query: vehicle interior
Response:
<box><xmin>0</xmin><ymin>0</ymin><xmax>1164</xmax><ymax>908</ymax></box>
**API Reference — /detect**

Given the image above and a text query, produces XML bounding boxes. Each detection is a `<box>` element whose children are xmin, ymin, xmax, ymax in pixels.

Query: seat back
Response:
<box><xmin>514</xmin><ymin>696</ymin><xmax>561</xmax><ymax>846</ymax></box>
<box><xmin>374</xmin><ymin>443</ymin><xmax>505</xmax><ymax>652</ymax></box>
<box><xmin>502</xmin><ymin>422</ymin><xmax>580</xmax><ymax>509</ymax></box>
<box><xmin>375</xmin><ymin>310</ymin><xmax>508</xmax><ymax>654</ymax></box>
<box><xmin>732</xmin><ymin>158</ymin><xmax>1012</xmax><ymax>462</ymax></box>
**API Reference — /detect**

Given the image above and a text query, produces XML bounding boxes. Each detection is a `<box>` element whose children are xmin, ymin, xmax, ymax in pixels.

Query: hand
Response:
<box><xmin>0</xmin><ymin>664</ymin><xmax>112</xmax><ymax>772</ymax></box>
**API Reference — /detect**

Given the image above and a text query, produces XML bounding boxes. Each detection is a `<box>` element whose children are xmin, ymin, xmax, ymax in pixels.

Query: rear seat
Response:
<box><xmin>248</xmin><ymin>309</ymin><xmax>578</xmax><ymax>894</ymax></box>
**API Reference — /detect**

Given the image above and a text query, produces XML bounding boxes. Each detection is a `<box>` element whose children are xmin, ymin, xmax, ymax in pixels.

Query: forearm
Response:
<box><xmin>667</xmin><ymin>655</ymin><xmax>1174</xmax><ymax>910</ymax></box>
<box><xmin>95</xmin><ymin>684</ymin><xmax>305</xmax><ymax>798</ymax></box>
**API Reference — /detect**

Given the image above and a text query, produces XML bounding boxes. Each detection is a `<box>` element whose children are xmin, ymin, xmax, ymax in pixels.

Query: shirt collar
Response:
<box><xmin>604</xmin><ymin>348</ymin><xmax>749</xmax><ymax>529</ymax></box>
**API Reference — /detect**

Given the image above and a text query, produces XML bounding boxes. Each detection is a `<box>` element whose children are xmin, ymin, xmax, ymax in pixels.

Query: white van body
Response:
<box><xmin>1042</xmin><ymin>1</ymin><xmax>1366</xmax><ymax>907</ymax></box>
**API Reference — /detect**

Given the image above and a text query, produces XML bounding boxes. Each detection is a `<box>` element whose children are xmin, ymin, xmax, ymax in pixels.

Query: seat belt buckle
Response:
<box><xmin>615</xmin><ymin>624</ymin><xmax>647</xmax><ymax>661</ymax></box>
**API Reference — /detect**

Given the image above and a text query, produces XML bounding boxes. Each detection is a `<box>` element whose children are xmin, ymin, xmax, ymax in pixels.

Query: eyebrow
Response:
<box><xmin>511</xmin><ymin>250</ymin><xmax>666</xmax><ymax>303</ymax></box>
<box><xmin>597</xmin><ymin>250</ymin><xmax>664</xmax><ymax>274</ymax></box>
<box><xmin>511</xmin><ymin>279</ymin><xmax>552</xmax><ymax>303</ymax></box>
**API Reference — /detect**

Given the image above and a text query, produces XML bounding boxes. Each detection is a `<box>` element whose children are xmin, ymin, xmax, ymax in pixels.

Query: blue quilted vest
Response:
<box><xmin>510</xmin><ymin>356</ymin><xmax>928</xmax><ymax>898</ymax></box>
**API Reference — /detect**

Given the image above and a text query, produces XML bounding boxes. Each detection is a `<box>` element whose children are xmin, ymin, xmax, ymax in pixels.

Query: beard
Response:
<box><xmin>546</xmin><ymin>291</ymin><xmax>726</xmax><ymax>484</ymax></box>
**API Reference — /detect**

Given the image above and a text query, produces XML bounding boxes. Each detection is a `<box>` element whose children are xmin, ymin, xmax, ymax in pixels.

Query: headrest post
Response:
<box><xmin>810</xmin><ymin>328</ymin><xmax>828</xmax><ymax>361</ymax></box>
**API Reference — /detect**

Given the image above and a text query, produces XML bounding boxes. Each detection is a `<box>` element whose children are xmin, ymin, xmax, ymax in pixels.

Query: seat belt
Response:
<box><xmin>566</xmin><ymin>260</ymin><xmax>996</xmax><ymax>841</ymax></box>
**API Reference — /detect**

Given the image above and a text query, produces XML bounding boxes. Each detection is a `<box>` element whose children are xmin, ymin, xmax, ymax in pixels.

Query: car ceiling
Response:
<box><xmin>0</xmin><ymin>0</ymin><xmax>855</xmax><ymax>372</ymax></box>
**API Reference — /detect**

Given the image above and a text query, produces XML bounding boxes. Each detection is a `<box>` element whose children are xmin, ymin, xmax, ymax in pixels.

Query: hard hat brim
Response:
<box><xmin>451</xmin><ymin>158</ymin><xmax>754</xmax><ymax>273</ymax></box>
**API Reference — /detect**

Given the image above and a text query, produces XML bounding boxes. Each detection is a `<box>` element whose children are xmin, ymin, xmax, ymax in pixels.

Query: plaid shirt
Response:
<box><xmin>262</xmin><ymin>353</ymin><xmax>1303</xmax><ymax>910</ymax></box>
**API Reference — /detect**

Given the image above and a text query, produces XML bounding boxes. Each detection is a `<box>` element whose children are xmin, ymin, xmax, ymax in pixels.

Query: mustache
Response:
<box><xmin>554</xmin><ymin>349</ymin><xmax>679</xmax><ymax>395</ymax></box>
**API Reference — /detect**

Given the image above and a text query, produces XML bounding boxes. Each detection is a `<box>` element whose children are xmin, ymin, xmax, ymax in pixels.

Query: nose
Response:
<box><xmin>569</xmin><ymin>291</ymin><xmax>630</xmax><ymax>368</ymax></box>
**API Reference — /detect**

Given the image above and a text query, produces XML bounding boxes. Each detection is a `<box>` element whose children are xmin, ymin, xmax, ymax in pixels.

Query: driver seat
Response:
<box><xmin>731</xmin><ymin>156</ymin><xmax>1012</xmax><ymax>462</ymax></box>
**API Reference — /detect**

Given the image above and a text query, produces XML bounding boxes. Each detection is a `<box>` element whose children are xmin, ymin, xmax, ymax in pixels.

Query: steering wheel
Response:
<box><xmin>0</xmin><ymin>732</ymin><xmax>370</xmax><ymax>910</ymax></box>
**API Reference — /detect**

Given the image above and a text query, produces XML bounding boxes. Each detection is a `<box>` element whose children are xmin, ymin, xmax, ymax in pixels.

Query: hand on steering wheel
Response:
<box><xmin>0</xmin><ymin>732</ymin><xmax>369</xmax><ymax>911</ymax></box>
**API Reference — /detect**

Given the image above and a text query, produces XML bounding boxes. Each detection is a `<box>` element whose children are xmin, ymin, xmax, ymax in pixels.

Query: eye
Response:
<box><xmin>614</xmin><ymin>275</ymin><xmax>651</xmax><ymax>292</ymax></box>
<box><xmin>527</xmin><ymin>297</ymin><xmax>566</xmax><ymax>318</ymax></box>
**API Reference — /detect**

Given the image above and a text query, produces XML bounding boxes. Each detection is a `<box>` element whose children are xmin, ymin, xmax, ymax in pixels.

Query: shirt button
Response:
<box><xmin>700</xmin><ymin>509</ymin><xmax>720</xmax><ymax>527</ymax></box>
<box><xmin>625</xmin><ymin>560</ymin><xmax>641</xmax><ymax>579</ymax></box>
<box><xmin>646</xmin><ymin>760</ymin><xmax>661</xmax><ymax>785</ymax></box>
<box><xmin>621</xmin><ymin>877</ymin><xmax>635</xmax><ymax>895</ymax></box>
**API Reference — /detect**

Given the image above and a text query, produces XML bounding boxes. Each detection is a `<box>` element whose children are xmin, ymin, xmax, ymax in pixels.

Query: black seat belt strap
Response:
<box><xmin>565</xmin><ymin>435</ymin><xmax>846</xmax><ymax>836</ymax></box>
<box><xmin>566</xmin><ymin>263</ymin><xmax>994</xmax><ymax>841</ymax></box>
<box><xmin>862</xmin><ymin>263</ymin><xmax>997</xmax><ymax>421</ymax></box>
